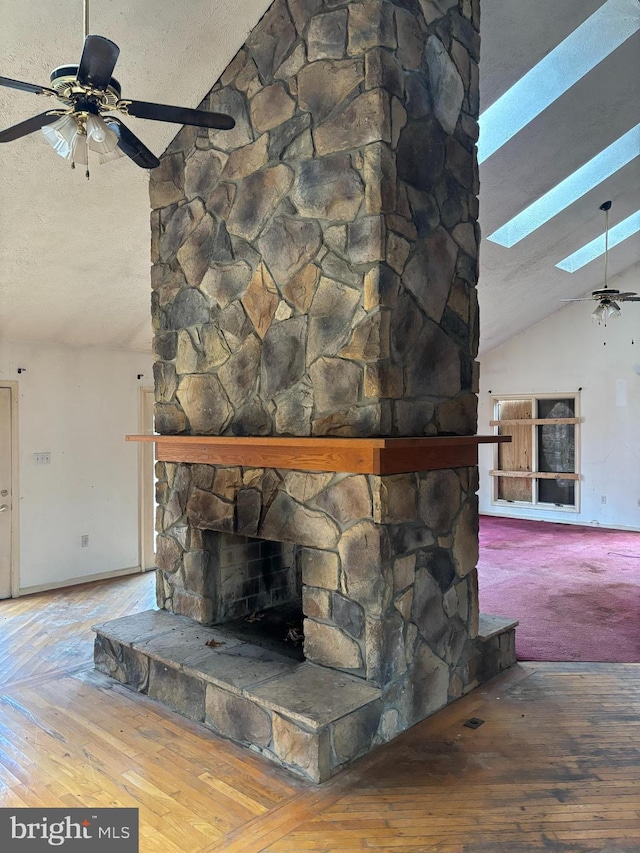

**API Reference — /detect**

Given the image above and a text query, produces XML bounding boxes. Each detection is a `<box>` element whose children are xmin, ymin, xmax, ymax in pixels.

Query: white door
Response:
<box><xmin>0</xmin><ymin>387</ymin><xmax>13</xmax><ymax>598</ymax></box>
<box><xmin>139</xmin><ymin>387</ymin><xmax>156</xmax><ymax>570</ymax></box>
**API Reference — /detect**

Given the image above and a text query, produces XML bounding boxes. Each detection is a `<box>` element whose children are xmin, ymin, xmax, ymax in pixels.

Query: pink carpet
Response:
<box><xmin>477</xmin><ymin>516</ymin><xmax>640</xmax><ymax>662</ymax></box>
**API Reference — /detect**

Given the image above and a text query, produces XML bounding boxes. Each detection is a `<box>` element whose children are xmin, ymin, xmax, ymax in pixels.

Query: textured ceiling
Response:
<box><xmin>0</xmin><ymin>0</ymin><xmax>638</xmax><ymax>354</ymax></box>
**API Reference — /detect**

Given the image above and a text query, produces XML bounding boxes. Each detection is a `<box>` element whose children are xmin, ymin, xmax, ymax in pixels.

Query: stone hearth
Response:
<box><xmin>94</xmin><ymin>610</ymin><xmax>515</xmax><ymax>782</ymax></box>
<box><xmin>94</xmin><ymin>0</ymin><xmax>518</xmax><ymax>782</ymax></box>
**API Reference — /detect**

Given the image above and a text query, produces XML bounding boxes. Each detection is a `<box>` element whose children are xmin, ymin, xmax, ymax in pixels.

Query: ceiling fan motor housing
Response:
<box><xmin>49</xmin><ymin>64</ymin><xmax>122</xmax><ymax>109</ymax></box>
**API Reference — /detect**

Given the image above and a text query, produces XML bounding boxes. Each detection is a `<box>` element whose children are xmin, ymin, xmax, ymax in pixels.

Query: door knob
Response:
<box><xmin>0</xmin><ymin>504</ymin><xmax>8</xmax><ymax>512</ymax></box>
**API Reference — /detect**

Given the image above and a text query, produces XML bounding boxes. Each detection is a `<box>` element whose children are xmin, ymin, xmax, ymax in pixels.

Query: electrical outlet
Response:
<box><xmin>34</xmin><ymin>452</ymin><xmax>51</xmax><ymax>464</ymax></box>
<box><xmin>600</xmin><ymin>495</ymin><xmax>607</xmax><ymax>504</ymax></box>
<box><xmin>81</xmin><ymin>535</ymin><xmax>89</xmax><ymax>547</ymax></box>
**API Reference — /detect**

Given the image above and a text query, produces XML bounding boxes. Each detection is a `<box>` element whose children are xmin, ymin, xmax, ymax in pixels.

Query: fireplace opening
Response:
<box><xmin>203</xmin><ymin>530</ymin><xmax>303</xmax><ymax>659</ymax></box>
<box><xmin>222</xmin><ymin>602</ymin><xmax>305</xmax><ymax>661</ymax></box>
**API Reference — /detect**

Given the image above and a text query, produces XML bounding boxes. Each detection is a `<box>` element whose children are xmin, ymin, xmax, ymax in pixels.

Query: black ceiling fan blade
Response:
<box><xmin>0</xmin><ymin>111</ymin><xmax>63</xmax><ymax>143</ymax></box>
<box><xmin>122</xmin><ymin>99</ymin><xmax>235</xmax><ymax>130</ymax></box>
<box><xmin>616</xmin><ymin>292</ymin><xmax>638</xmax><ymax>299</ymax></box>
<box><xmin>0</xmin><ymin>75</ymin><xmax>58</xmax><ymax>96</ymax></box>
<box><xmin>77</xmin><ymin>35</ymin><xmax>120</xmax><ymax>90</ymax></box>
<box><xmin>622</xmin><ymin>296</ymin><xmax>640</xmax><ymax>301</ymax></box>
<box><xmin>104</xmin><ymin>117</ymin><xmax>160</xmax><ymax>169</ymax></box>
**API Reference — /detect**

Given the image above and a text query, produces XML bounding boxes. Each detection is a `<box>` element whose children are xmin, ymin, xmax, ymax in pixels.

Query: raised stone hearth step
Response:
<box><xmin>93</xmin><ymin>609</ymin><xmax>381</xmax><ymax>782</ymax></box>
<box><xmin>471</xmin><ymin>613</ymin><xmax>519</xmax><ymax>684</ymax></box>
<box><xmin>478</xmin><ymin>613</ymin><xmax>519</xmax><ymax>641</ymax></box>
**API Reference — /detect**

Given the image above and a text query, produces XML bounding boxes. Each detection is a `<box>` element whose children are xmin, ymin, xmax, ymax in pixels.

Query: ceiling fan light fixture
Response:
<box><xmin>41</xmin><ymin>114</ymin><xmax>77</xmax><ymax>159</ymax></box>
<box><xmin>606</xmin><ymin>300</ymin><xmax>621</xmax><ymax>319</ymax></box>
<box><xmin>86</xmin><ymin>113</ymin><xmax>118</xmax><ymax>153</ymax></box>
<box><xmin>591</xmin><ymin>302</ymin><xmax>607</xmax><ymax>323</ymax></box>
<box><xmin>2</xmin><ymin>32</ymin><xmax>235</xmax><ymax>171</ymax></box>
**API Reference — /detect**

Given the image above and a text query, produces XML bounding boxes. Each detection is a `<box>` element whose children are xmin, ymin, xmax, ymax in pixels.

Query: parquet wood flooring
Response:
<box><xmin>0</xmin><ymin>573</ymin><xmax>156</xmax><ymax>689</ymax></box>
<box><xmin>1</xmin><ymin>573</ymin><xmax>638</xmax><ymax>852</ymax></box>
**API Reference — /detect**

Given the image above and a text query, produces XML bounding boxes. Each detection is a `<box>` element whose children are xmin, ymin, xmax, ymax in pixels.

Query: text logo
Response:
<box><xmin>1</xmin><ymin>808</ymin><xmax>138</xmax><ymax>851</ymax></box>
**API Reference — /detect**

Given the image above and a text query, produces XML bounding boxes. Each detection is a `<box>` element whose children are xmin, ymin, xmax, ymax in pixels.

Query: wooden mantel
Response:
<box><xmin>127</xmin><ymin>435</ymin><xmax>510</xmax><ymax>475</ymax></box>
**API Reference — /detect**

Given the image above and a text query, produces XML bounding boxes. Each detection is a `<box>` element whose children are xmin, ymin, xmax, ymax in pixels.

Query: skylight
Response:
<box><xmin>486</xmin><ymin>124</ymin><xmax>640</xmax><ymax>248</ymax></box>
<box><xmin>556</xmin><ymin>209</ymin><xmax>640</xmax><ymax>272</ymax></box>
<box><xmin>478</xmin><ymin>0</ymin><xmax>640</xmax><ymax>164</ymax></box>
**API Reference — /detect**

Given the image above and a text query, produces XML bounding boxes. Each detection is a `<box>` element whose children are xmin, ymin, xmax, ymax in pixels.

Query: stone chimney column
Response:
<box><xmin>149</xmin><ymin>0</ymin><xmax>494</xmax><ymax>711</ymax></box>
<box><xmin>150</xmin><ymin>0</ymin><xmax>481</xmax><ymax>441</ymax></box>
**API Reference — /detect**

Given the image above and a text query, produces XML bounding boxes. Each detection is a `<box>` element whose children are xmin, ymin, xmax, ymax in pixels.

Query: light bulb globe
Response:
<box><xmin>41</xmin><ymin>115</ymin><xmax>78</xmax><ymax>159</ymax></box>
<box><xmin>99</xmin><ymin>146</ymin><xmax>125</xmax><ymax>165</ymax></box>
<box><xmin>71</xmin><ymin>132</ymin><xmax>88</xmax><ymax>166</ymax></box>
<box><xmin>86</xmin><ymin>114</ymin><xmax>119</xmax><ymax>154</ymax></box>
<box><xmin>606</xmin><ymin>301</ymin><xmax>621</xmax><ymax>319</ymax></box>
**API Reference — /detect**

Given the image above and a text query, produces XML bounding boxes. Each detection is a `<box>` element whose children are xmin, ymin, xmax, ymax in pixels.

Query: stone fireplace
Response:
<box><xmin>149</xmin><ymin>440</ymin><xmax>508</xmax><ymax>685</ymax></box>
<box><xmin>94</xmin><ymin>0</ymin><xmax>517</xmax><ymax>782</ymax></box>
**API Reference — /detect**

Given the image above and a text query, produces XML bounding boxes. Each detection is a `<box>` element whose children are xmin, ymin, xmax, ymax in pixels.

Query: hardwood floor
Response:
<box><xmin>1</xmin><ymin>573</ymin><xmax>639</xmax><ymax>852</ymax></box>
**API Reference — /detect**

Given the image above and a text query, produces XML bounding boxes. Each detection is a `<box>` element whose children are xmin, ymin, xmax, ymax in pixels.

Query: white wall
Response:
<box><xmin>478</xmin><ymin>269</ymin><xmax>640</xmax><ymax>531</ymax></box>
<box><xmin>0</xmin><ymin>339</ymin><xmax>153</xmax><ymax>591</ymax></box>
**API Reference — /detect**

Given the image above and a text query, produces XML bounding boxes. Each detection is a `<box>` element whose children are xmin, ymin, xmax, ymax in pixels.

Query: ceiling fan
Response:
<box><xmin>560</xmin><ymin>201</ymin><xmax>639</xmax><ymax>323</ymax></box>
<box><xmin>0</xmin><ymin>2</ymin><xmax>235</xmax><ymax>174</ymax></box>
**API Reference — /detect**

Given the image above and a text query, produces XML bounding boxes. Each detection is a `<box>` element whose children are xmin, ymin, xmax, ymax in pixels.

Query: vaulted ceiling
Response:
<box><xmin>479</xmin><ymin>0</ymin><xmax>640</xmax><ymax>353</ymax></box>
<box><xmin>0</xmin><ymin>0</ymin><xmax>638</xmax><ymax>354</ymax></box>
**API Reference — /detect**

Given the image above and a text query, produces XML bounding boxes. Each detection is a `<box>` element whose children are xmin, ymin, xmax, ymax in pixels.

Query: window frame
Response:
<box><xmin>490</xmin><ymin>392</ymin><xmax>581</xmax><ymax>513</ymax></box>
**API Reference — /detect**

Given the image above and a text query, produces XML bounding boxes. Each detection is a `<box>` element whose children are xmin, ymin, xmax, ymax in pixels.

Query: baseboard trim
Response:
<box><xmin>17</xmin><ymin>565</ymin><xmax>151</xmax><ymax>597</ymax></box>
<box><xmin>479</xmin><ymin>511</ymin><xmax>640</xmax><ymax>533</ymax></box>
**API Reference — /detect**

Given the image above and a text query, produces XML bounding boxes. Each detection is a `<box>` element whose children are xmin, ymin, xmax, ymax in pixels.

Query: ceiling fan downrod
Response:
<box><xmin>600</xmin><ymin>200</ymin><xmax>611</xmax><ymax>292</ymax></box>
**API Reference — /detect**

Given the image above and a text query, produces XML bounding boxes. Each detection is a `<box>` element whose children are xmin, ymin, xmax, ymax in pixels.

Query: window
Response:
<box><xmin>490</xmin><ymin>394</ymin><xmax>580</xmax><ymax>510</ymax></box>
